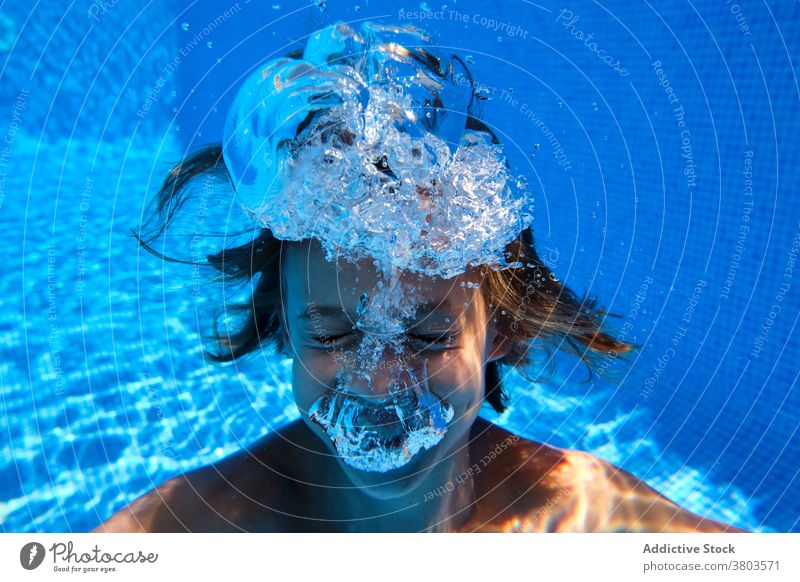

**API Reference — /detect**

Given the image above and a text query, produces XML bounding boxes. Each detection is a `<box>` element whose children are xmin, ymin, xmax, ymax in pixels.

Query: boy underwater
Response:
<box><xmin>96</xmin><ymin>22</ymin><xmax>742</xmax><ymax>533</ymax></box>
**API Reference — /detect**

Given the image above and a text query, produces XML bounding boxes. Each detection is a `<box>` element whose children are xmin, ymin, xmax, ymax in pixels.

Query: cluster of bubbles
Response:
<box><xmin>309</xmin><ymin>361</ymin><xmax>455</xmax><ymax>473</ymax></box>
<box><xmin>222</xmin><ymin>22</ymin><xmax>532</xmax><ymax>472</ymax></box>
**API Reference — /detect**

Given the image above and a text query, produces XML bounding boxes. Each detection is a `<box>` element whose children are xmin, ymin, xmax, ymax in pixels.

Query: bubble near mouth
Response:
<box><xmin>308</xmin><ymin>371</ymin><xmax>455</xmax><ymax>473</ymax></box>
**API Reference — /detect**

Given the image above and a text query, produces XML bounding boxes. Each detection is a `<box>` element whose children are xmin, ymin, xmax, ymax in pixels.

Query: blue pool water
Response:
<box><xmin>1</xmin><ymin>1</ymin><xmax>798</xmax><ymax>532</ymax></box>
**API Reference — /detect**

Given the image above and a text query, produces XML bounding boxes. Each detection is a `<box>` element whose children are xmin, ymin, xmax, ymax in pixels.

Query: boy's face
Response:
<box><xmin>280</xmin><ymin>239</ymin><xmax>508</xmax><ymax>498</ymax></box>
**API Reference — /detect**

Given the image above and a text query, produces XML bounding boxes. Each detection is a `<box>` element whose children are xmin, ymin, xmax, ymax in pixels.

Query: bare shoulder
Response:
<box><xmin>555</xmin><ymin>449</ymin><xmax>746</xmax><ymax>533</ymax></box>
<box><xmin>92</xmin><ymin>424</ymin><xmax>302</xmax><ymax>533</ymax></box>
<box><xmin>468</xmin><ymin>420</ymin><xmax>745</xmax><ymax>533</ymax></box>
<box><xmin>518</xmin><ymin>442</ymin><xmax>744</xmax><ymax>532</ymax></box>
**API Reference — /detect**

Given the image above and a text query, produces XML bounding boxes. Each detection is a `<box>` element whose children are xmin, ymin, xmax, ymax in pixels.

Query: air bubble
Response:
<box><xmin>308</xmin><ymin>364</ymin><xmax>454</xmax><ymax>473</ymax></box>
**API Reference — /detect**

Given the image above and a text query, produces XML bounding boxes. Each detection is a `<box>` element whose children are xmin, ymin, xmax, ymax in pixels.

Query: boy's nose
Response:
<box><xmin>341</xmin><ymin>342</ymin><xmax>414</xmax><ymax>402</ymax></box>
<box><xmin>344</xmin><ymin>364</ymin><xmax>402</xmax><ymax>402</ymax></box>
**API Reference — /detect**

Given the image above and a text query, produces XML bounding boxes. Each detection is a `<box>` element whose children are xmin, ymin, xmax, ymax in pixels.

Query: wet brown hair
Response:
<box><xmin>136</xmin><ymin>141</ymin><xmax>634</xmax><ymax>413</ymax></box>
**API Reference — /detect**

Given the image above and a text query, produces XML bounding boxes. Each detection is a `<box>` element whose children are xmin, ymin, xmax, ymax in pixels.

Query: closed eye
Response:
<box><xmin>310</xmin><ymin>333</ymin><xmax>351</xmax><ymax>347</ymax></box>
<box><xmin>407</xmin><ymin>333</ymin><xmax>458</xmax><ymax>351</ymax></box>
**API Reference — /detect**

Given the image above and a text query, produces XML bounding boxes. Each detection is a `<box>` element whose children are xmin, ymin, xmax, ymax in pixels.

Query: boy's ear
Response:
<box><xmin>487</xmin><ymin>329</ymin><xmax>511</xmax><ymax>363</ymax></box>
<box><xmin>277</xmin><ymin>309</ymin><xmax>292</xmax><ymax>356</ymax></box>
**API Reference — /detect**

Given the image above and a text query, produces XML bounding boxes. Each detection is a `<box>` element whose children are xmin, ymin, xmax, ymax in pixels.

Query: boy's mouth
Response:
<box><xmin>307</xmin><ymin>375</ymin><xmax>454</xmax><ymax>473</ymax></box>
